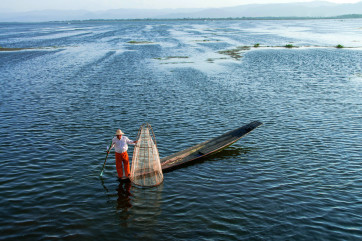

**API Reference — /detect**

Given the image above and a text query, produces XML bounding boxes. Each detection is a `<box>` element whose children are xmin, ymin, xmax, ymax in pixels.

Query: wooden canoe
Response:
<box><xmin>160</xmin><ymin>121</ymin><xmax>262</xmax><ymax>172</ymax></box>
<box><xmin>119</xmin><ymin>121</ymin><xmax>262</xmax><ymax>181</ymax></box>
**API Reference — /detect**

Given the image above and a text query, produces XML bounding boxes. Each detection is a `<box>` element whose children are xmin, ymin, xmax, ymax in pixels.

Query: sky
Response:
<box><xmin>0</xmin><ymin>0</ymin><xmax>360</xmax><ymax>12</ymax></box>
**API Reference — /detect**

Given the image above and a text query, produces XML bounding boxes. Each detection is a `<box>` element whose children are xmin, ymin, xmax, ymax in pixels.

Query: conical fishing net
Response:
<box><xmin>130</xmin><ymin>123</ymin><xmax>163</xmax><ymax>187</ymax></box>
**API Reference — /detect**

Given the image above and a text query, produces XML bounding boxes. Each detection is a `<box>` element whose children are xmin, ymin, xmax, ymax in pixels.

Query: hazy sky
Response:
<box><xmin>1</xmin><ymin>0</ymin><xmax>360</xmax><ymax>12</ymax></box>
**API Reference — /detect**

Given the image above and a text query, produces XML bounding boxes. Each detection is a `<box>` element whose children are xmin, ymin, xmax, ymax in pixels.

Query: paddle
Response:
<box><xmin>100</xmin><ymin>139</ymin><xmax>113</xmax><ymax>177</ymax></box>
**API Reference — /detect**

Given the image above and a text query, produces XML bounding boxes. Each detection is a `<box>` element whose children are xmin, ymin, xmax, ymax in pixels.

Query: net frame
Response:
<box><xmin>130</xmin><ymin>123</ymin><xmax>163</xmax><ymax>187</ymax></box>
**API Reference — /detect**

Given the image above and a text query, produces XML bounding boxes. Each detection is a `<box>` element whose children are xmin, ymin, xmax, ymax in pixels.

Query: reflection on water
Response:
<box><xmin>129</xmin><ymin>183</ymin><xmax>163</xmax><ymax>228</ymax></box>
<box><xmin>211</xmin><ymin>146</ymin><xmax>254</xmax><ymax>158</ymax></box>
<box><xmin>164</xmin><ymin>146</ymin><xmax>255</xmax><ymax>173</ymax></box>
<box><xmin>0</xmin><ymin>19</ymin><xmax>361</xmax><ymax>240</ymax></box>
<box><xmin>116</xmin><ymin>180</ymin><xmax>133</xmax><ymax>227</ymax></box>
<box><xmin>100</xmin><ymin>178</ymin><xmax>163</xmax><ymax>228</ymax></box>
<box><xmin>116</xmin><ymin>180</ymin><xmax>132</xmax><ymax>212</ymax></box>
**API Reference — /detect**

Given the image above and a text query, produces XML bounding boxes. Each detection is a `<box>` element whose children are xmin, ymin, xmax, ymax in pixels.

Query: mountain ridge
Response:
<box><xmin>1</xmin><ymin>1</ymin><xmax>361</xmax><ymax>22</ymax></box>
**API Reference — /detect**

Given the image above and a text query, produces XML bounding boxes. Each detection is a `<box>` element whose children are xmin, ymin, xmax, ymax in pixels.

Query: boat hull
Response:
<box><xmin>160</xmin><ymin>121</ymin><xmax>262</xmax><ymax>172</ymax></box>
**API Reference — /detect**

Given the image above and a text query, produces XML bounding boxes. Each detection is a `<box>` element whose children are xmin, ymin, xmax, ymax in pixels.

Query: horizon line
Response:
<box><xmin>2</xmin><ymin>0</ymin><xmax>362</xmax><ymax>13</ymax></box>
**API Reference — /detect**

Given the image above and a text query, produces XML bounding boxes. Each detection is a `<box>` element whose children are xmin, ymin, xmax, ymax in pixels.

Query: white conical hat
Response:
<box><xmin>115</xmin><ymin>129</ymin><xmax>124</xmax><ymax>135</ymax></box>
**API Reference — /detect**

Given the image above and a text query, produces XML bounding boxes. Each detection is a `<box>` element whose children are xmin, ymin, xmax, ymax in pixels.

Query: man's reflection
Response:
<box><xmin>116</xmin><ymin>179</ymin><xmax>132</xmax><ymax>227</ymax></box>
<box><xmin>116</xmin><ymin>179</ymin><xmax>132</xmax><ymax>211</ymax></box>
<box><xmin>100</xmin><ymin>177</ymin><xmax>163</xmax><ymax>228</ymax></box>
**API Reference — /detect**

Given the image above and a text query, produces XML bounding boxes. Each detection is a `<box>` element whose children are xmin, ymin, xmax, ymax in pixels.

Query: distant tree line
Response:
<box><xmin>58</xmin><ymin>14</ymin><xmax>362</xmax><ymax>23</ymax></box>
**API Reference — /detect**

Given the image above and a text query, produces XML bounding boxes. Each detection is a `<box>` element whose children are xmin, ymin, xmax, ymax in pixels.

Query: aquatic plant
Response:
<box><xmin>160</xmin><ymin>62</ymin><xmax>194</xmax><ymax>64</ymax></box>
<box><xmin>194</xmin><ymin>39</ymin><xmax>222</xmax><ymax>43</ymax></box>
<box><xmin>218</xmin><ymin>46</ymin><xmax>250</xmax><ymax>60</ymax></box>
<box><xmin>166</xmin><ymin>56</ymin><xmax>189</xmax><ymax>59</ymax></box>
<box><xmin>127</xmin><ymin>40</ymin><xmax>154</xmax><ymax>44</ymax></box>
<box><xmin>336</xmin><ymin>44</ymin><xmax>344</xmax><ymax>48</ymax></box>
<box><xmin>218</xmin><ymin>49</ymin><xmax>242</xmax><ymax>59</ymax></box>
<box><xmin>0</xmin><ymin>46</ymin><xmax>25</xmax><ymax>51</ymax></box>
<box><xmin>0</xmin><ymin>46</ymin><xmax>59</xmax><ymax>51</ymax></box>
<box><xmin>285</xmin><ymin>44</ymin><xmax>295</xmax><ymax>48</ymax></box>
<box><xmin>154</xmin><ymin>56</ymin><xmax>189</xmax><ymax>60</ymax></box>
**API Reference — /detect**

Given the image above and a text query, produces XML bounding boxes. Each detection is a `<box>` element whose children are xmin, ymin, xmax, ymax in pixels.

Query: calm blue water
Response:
<box><xmin>0</xmin><ymin>19</ymin><xmax>361</xmax><ymax>240</ymax></box>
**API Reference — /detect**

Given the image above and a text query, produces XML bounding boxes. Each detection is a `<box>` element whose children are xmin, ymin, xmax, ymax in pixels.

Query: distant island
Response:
<box><xmin>1</xmin><ymin>1</ymin><xmax>361</xmax><ymax>22</ymax></box>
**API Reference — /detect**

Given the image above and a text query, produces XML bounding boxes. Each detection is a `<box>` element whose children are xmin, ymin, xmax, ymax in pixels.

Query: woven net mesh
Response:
<box><xmin>130</xmin><ymin>123</ymin><xmax>163</xmax><ymax>187</ymax></box>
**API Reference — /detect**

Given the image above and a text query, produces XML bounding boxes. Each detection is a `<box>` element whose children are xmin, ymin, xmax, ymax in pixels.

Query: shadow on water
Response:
<box><xmin>100</xmin><ymin>177</ymin><xmax>163</xmax><ymax>228</ymax></box>
<box><xmin>211</xmin><ymin>146</ymin><xmax>254</xmax><ymax>158</ymax></box>
<box><xmin>163</xmin><ymin>146</ymin><xmax>255</xmax><ymax>173</ymax></box>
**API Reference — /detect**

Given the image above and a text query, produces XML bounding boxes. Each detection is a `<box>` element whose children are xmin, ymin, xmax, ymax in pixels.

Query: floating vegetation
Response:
<box><xmin>285</xmin><ymin>44</ymin><xmax>296</xmax><ymax>48</ymax></box>
<box><xmin>0</xmin><ymin>46</ymin><xmax>27</xmax><ymax>51</ymax></box>
<box><xmin>207</xmin><ymin>57</ymin><xmax>228</xmax><ymax>63</ymax></box>
<box><xmin>194</xmin><ymin>39</ymin><xmax>222</xmax><ymax>43</ymax></box>
<box><xmin>154</xmin><ymin>56</ymin><xmax>189</xmax><ymax>60</ymax></box>
<box><xmin>154</xmin><ymin>56</ymin><xmax>192</xmax><ymax>64</ymax></box>
<box><xmin>218</xmin><ymin>46</ymin><xmax>250</xmax><ymax>60</ymax></box>
<box><xmin>127</xmin><ymin>40</ymin><xmax>154</xmax><ymax>44</ymax></box>
<box><xmin>216</xmin><ymin>44</ymin><xmax>356</xmax><ymax>61</ymax></box>
<box><xmin>0</xmin><ymin>46</ymin><xmax>60</xmax><ymax>51</ymax></box>
<box><xmin>160</xmin><ymin>62</ymin><xmax>194</xmax><ymax>65</ymax></box>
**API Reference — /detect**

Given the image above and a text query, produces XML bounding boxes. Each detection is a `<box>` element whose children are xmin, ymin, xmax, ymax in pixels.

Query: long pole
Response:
<box><xmin>100</xmin><ymin>139</ymin><xmax>113</xmax><ymax>177</ymax></box>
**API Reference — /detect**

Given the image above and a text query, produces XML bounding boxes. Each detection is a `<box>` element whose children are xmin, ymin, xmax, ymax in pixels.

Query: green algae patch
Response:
<box><xmin>218</xmin><ymin>46</ymin><xmax>250</xmax><ymax>60</ymax></box>
<box><xmin>127</xmin><ymin>40</ymin><xmax>155</xmax><ymax>44</ymax></box>
<box><xmin>285</xmin><ymin>44</ymin><xmax>297</xmax><ymax>48</ymax></box>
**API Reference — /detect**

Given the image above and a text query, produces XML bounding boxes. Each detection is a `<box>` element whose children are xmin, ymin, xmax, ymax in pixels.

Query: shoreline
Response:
<box><xmin>56</xmin><ymin>14</ymin><xmax>362</xmax><ymax>23</ymax></box>
<box><xmin>0</xmin><ymin>14</ymin><xmax>361</xmax><ymax>24</ymax></box>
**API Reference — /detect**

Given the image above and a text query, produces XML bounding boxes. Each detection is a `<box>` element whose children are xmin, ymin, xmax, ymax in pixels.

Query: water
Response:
<box><xmin>0</xmin><ymin>19</ymin><xmax>361</xmax><ymax>240</ymax></box>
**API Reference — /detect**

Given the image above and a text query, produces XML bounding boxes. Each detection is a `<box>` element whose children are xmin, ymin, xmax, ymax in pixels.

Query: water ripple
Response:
<box><xmin>1</xmin><ymin>19</ymin><xmax>361</xmax><ymax>240</ymax></box>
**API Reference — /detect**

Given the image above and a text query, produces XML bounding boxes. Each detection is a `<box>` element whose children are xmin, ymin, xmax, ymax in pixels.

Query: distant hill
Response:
<box><xmin>1</xmin><ymin>1</ymin><xmax>362</xmax><ymax>22</ymax></box>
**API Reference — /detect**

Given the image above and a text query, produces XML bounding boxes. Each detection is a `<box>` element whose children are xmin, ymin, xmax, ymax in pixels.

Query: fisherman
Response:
<box><xmin>110</xmin><ymin>129</ymin><xmax>137</xmax><ymax>179</ymax></box>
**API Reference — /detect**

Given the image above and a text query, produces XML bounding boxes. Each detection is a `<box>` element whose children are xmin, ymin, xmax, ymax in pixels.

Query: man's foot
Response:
<box><xmin>118</xmin><ymin>176</ymin><xmax>129</xmax><ymax>180</ymax></box>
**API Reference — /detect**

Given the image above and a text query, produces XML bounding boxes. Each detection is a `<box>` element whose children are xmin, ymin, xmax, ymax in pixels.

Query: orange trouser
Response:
<box><xmin>115</xmin><ymin>152</ymin><xmax>130</xmax><ymax>178</ymax></box>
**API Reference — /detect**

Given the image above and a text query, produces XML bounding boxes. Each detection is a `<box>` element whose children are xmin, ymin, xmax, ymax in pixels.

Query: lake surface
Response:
<box><xmin>0</xmin><ymin>19</ymin><xmax>361</xmax><ymax>240</ymax></box>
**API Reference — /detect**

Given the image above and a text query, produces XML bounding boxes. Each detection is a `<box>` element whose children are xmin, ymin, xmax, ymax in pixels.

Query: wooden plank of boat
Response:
<box><xmin>160</xmin><ymin>121</ymin><xmax>262</xmax><ymax>172</ymax></box>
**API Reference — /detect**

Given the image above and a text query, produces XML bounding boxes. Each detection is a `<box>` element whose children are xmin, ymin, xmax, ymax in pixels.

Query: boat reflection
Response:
<box><xmin>163</xmin><ymin>146</ymin><xmax>254</xmax><ymax>173</ymax></box>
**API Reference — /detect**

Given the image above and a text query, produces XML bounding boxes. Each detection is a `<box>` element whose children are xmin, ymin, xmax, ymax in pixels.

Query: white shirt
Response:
<box><xmin>112</xmin><ymin>136</ymin><xmax>134</xmax><ymax>153</ymax></box>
